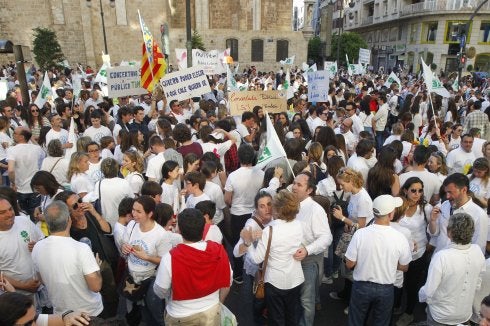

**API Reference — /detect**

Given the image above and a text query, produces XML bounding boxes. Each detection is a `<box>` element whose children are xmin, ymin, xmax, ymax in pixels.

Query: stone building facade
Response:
<box><xmin>0</xmin><ymin>0</ymin><xmax>308</xmax><ymax>71</ymax></box>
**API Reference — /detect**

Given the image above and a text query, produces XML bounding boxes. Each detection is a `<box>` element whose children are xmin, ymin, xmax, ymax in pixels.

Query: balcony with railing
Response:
<box><xmin>400</xmin><ymin>0</ymin><xmax>490</xmax><ymax>17</ymax></box>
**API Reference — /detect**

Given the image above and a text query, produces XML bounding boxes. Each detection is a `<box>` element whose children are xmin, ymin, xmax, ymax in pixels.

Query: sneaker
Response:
<box><xmin>329</xmin><ymin>291</ymin><xmax>342</xmax><ymax>300</ymax></box>
<box><xmin>233</xmin><ymin>276</ymin><xmax>243</xmax><ymax>285</ymax></box>
<box><xmin>396</xmin><ymin>313</ymin><xmax>414</xmax><ymax>326</ymax></box>
<box><xmin>322</xmin><ymin>275</ymin><xmax>333</xmax><ymax>284</ymax></box>
<box><xmin>332</xmin><ymin>270</ymin><xmax>339</xmax><ymax>279</ymax></box>
<box><xmin>344</xmin><ymin>306</ymin><xmax>349</xmax><ymax>315</ymax></box>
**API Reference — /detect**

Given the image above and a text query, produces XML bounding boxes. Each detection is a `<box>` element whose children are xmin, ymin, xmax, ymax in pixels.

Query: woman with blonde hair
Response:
<box><xmin>67</xmin><ymin>152</ymin><xmax>94</xmax><ymax>199</ymax></box>
<box><xmin>427</xmin><ymin>151</ymin><xmax>448</xmax><ymax>184</ymax></box>
<box><xmin>122</xmin><ymin>150</ymin><xmax>145</xmax><ymax>196</ymax></box>
<box><xmin>242</xmin><ymin>190</ymin><xmax>304</xmax><ymax>325</ymax></box>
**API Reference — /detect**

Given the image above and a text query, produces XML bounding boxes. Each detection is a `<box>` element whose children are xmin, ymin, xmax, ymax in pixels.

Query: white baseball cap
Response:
<box><xmin>373</xmin><ymin>195</ymin><xmax>403</xmax><ymax>216</ymax></box>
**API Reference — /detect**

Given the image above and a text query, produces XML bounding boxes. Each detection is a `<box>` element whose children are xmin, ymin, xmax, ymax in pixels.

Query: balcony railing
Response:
<box><xmin>401</xmin><ymin>0</ymin><xmax>490</xmax><ymax>16</ymax></box>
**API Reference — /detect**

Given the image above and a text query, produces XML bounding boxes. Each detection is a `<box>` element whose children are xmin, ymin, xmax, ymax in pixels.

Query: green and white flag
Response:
<box><xmin>238</xmin><ymin>79</ymin><xmax>249</xmax><ymax>91</ymax></box>
<box><xmin>34</xmin><ymin>72</ymin><xmax>52</xmax><ymax>108</ymax></box>
<box><xmin>452</xmin><ymin>74</ymin><xmax>459</xmax><ymax>92</ymax></box>
<box><xmin>421</xmin><ymin>57</ymin><xmax>450</xmax><ymax>98</ymax></box>
<box><xmin>384</xmin><ymin>72</ymin><xmax>402</xmax><ymax>88</ymax></box>
<box><xmin>284</xmin><ymin>67</ymin><xmax>294</xmax><ymax>99</ymax></box>
<box><xmin>255</xmin><ymin>112</ymin><xmax>288</xmax><ymax>169</ymax></box>
<box><xmin>94</xmin><ymin>63</ymin><xmax>109</xmax><ymax>84</ymax></box>
<box><xmin>227</xmin><ymin>64</ymin><xmax>238</xmax><ymax>91</ymax></box>
<box><xmin>280</xmin><ymin>55</ymin><xmax>295</xmax><ymax>66</ymax></box>
<box><xmin>325</xmin><ymin>61</ymin><xmax>338</xmax><ymax>76</ymax></box>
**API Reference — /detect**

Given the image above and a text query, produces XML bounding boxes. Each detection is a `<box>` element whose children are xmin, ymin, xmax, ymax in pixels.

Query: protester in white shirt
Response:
<box><xmin>446</xmin><ymin>134</ymin><xmax>476</xmax><ymax>175</ymax></box>
<box><xmin>420</xmin><ymin>213</ymin><xmax>486</xmax><ymax>325</ymax></box>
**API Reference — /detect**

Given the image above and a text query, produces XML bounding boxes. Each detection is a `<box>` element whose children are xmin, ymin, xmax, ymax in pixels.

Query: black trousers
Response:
<box><xmin>265</xmin><ymin>283</ymin><xmax>302</xmax><ymax>326</ymax></box>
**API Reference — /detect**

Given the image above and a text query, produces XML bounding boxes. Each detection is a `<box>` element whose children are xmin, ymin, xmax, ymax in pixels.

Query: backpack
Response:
<box><xmin>330</xmin><ymin>191</ymin><xmax>349</xmax><ymax>228</ymax></box>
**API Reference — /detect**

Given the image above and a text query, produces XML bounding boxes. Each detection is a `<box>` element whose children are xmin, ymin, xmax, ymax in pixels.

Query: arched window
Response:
<box><xmin>251</xmin><ymin>39</ymin><xmax>264</xmax><ymax>62</ymax></box>
<box><xmin>276</xmin><ymin>40</ymin><xmax>289</xmax><ymax>62</ymax></box>
<box><xmin>226</xmin><ymin>38</ymin><xmax>239</xmax><ymax>62</ymax></box>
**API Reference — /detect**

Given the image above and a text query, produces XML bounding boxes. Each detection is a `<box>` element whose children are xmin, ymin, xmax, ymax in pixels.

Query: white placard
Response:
<box><xmin>307</xmin><ymin>71</ymin><xmax>329</xmax><ymax>102</ymax></box>
<box><xmin>358</xmin><ymin>48</ymin><xmax>371</xmax><ymax>65</ymax></box>
<box><xmin>160</xmin><ymin>66</ymin><xmax>212</xmax><ymax>102</ymax></box>
<box><xmin>107</xmin><ymin>66</ymin><xmax>147</xmax><ymax>98</ymax></box>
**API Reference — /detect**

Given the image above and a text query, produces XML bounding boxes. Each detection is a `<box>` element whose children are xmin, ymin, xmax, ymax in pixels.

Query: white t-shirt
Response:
<box><xmin>446</xmin><ymin>147</ymin><xmax>476</xmax><ymax>175</ymax></box>
<box><xmin>146</xmin><ymin>152</ymin><xmax>166</xmax><ymax>182</ymax></box>
<box><xmin>87</xmin><ymin>160</ymin><xmax>103</xmax><ymax>184</ymax></box>
<box><xmin>45</xmin><ymin>128</ymin><xmax>69</xmax><ymax>146</ymax></box>
<box><xmin>390</xmin><ymin>222</ymin><xmax>414</xmax><ymax>288</ymax></box>
<box><xmin>345</xmin><ymin>224</ymin><xmax>412</xmax><ymax>284</ymax></box>
<box><xmin>0</xmin><ymin>216</ymin><xmax>44</xmax><ymax>293</ymax></box>
<box><xmin>0</xmin><ymin>131</ymin><xmax>13</xmax><ymax>160</ymax></box>
<box><xmin>236</xmin><ymin>124</ymin><xmax>250</xmax><ymax>142</ymax></box>
<box><xmin>347</xmin><ymin>156</ymin><xmax>370</xmax><ymax>185</ymax></box>
<box><xmin>7</xmin><ymin>143</ymin><xmax>44</xmax><ymax>193</ymax></box>
<box><xmin>224</xmin><ymin>167</ymin><xmax>264</xmax><ymax>215</ymax></box>
<box><xmin>470</xmin><ymin>177</ymin><xmax>490</xmax><ymax>201</ymax></box>
<box><xmin>347</xmin><ymin>188</ymin><xmax>374</xmax><ymax>224</ymax></box>
<box><xmin>472</xmin><ymin>137</ymin><xmax>486</xmax><ymax>158</ymax></box>
<box><xmin>95</xmin><ymin>177</ymin><xmax>134</xmax><ymax>227</ymax></box>
<box><xmin>125</xmin><ymin>221</ymin><xmax>175</xmax><ymax>282</ymax></box>
<box><xmin>398</xmin><ymin>204</ymin><xmax>432</xmax><ymax>260</ymax></box>
<box><xmin>204</xmin><ymin>224</ymin><xmax>223</xmax><ymax>243</ymax></box>
<box><xmin>100</xmin><ymin>148</ymin><xmax>114</xmax><ymax>160</ymax></box>
<box><xmin>41</xmin><ymin>156</ymin><xmax>69</xmax><ymax>185</ymax></box>
<box><xmin>126</xmin><ymin>171</ymin><xmax>145</xmax><ymax>195</ymax></box>
<box><xmin>203</xmin><ymin>181</ymin><xmax>226</xmax><ymax>224</ymax></box>
<box><xmin>83</xmin><ymin>125</ymin><xmax>112</xmax><ymax>144</ymax></box>
<box><xmin>161</xmin><ymin>182</ymin><xmax>181</xmax><ymax>215</ymax></box>
<box><xmin>32</xmin><ymin>235</ymin><xmax>103</xmax><ymax>316</ymax></box>
<box><xmin>185</xmin><ymin>192</ymin><xmax>210</xmax><ymax>209</ymax></box>
<box><xmin>70</xmin><ymin>172</ymin><xmax>95</xmax><ymax>196</ymax></box>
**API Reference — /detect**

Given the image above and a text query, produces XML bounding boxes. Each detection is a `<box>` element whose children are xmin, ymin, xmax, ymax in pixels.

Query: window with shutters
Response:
<box><xmin>276</xmin><ymin>40</ymin><xmax>289</xmax><ymax>62</ymax></box>
<box><xmin>251</xmin><ymin>39</ymin><xmax>264</xmax><ymax>62</ymax></box>
<box><xmin>226</xmin><ymin>38</ymin><xmax>239</xmax><ymax>62</ymax></box>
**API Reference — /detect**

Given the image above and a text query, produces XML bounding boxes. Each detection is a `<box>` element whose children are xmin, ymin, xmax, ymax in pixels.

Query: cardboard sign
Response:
<box><xmin>358</xmin><ymin>48</ymin><xmax>371</xmax><ymax>65</ymax></box>
<box><xmin>307</xmin><ymin>71</ymin><xmax>329</xmax><ymax>102</ymax></box>
<box><xmin>192</xmin><ymin>49</ymin><xmax>219</xmax><ymax>75</ymax></box>
<box><xmin>107</xmin><ymin>66</ymin><xmax>147</xmax><ymax>97</ymax></box>
<box><xmin>160</xmin><ymin>66</ymin><xmax>212</xmax><ymax>102</ymax></box>
<box><xmin>229</xmin><ymin>90</ymin><xmax>287</xmax><ymax>116</ymax></box>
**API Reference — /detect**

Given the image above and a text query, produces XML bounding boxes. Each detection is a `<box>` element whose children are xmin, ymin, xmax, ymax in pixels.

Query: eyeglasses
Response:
<box><xmin>31</xmin><ymin>109</ymin><xmax>39</xmax><ymax>113</ymax></box>
<box><xmin>409</xmin><ymin>189</ymin><xmax>424</xmax><ymax>194</ymax></box>
<box><xmin>71</xmin><ymin>198</ymin><xmax>83</xmax><ymax>210</ymax></box>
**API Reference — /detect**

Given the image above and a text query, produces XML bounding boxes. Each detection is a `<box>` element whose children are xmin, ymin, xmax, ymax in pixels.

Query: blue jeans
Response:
<box><xmin>375</xmin><ymin>131</ymin><xmax>386</xmax><ymax>152</ymax></box>
<box><xmin>299</xmin><ymin>254</ymin><xmax>323</xmax><ymax>326</ymax></box>
<box><xmin>348</xmin><ymin>281</ymin><xmax>394</xmax><ymax>326</ymax></box>
<box><xmin>324</xmin><ymin>225</ymin><xmax>344</xmax><ymax>277</ymax></box>
<box><xmin>17</xmin><ymin>192</ymin><xmax>41</xmax><ymax>220</ymax></box>
<box><xmin>142</xmin><ymin>278</ymin><xmax>165</xmax><ymax>326</ymax></box>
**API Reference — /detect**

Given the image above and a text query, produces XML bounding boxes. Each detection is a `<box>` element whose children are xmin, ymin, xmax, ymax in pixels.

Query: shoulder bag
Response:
<box><xmin>253</xmin><ymin>226</ymin><xmax>273</xmax><ymax>300</ymax></box>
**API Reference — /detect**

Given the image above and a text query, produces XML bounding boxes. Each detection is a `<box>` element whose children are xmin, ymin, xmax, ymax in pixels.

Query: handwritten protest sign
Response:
<box><xmin>160</xmin><ymin>66</ymin><xmax>211</xmax><ymax>102</ymax></box>
<box><xmin>229</xmin><ymin>90</ymin><xmax>287</xmax><ymax>116</ymax></box>
<box><xmin>192</xmin><ymin>49</ymin><xmax>219</xmax><ymax>75</ymax></box>
<box><xmin>307</xmin><ymin>71</ymin><xmax>329</xmax><ymax>102</ymax></box>
<box><xmin>107</xmin><ymin>66</ymin><xmax>147</xmax><ymax>97</ymax></box>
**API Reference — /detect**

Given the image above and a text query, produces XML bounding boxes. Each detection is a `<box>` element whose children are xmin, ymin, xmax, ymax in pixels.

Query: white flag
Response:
<box><xmin>284</xmin><ymin>67</ymin><xmax>294</xmax><ymax>99</ymax></box>
<box><xmin>255</xmin><ymin>112</ymin><xmax>288</xmax><ymax>168</ymax></box>
<box><xmin>325</xmin><ymin>61</ymin><xmax>338</xmax><ymax>77</ymax></box>
<box><xmin>452</xmin><ymin>75</ymin><xmax>459</xmax><ymax>92</ymax></box>
<box><xmin>421</xmin><ymin>57</ymin><xmax>450</xmax><ymax>97</ymax></box>
<box><xmin>227</xmin><ymin>64</ymin><xmax>238</xmax><ymax>91</ymax></box>
<box><xmin>34</xmin><ymin>72</ymin><xmax>52</xmax><ymax>108</ymax></box>
<box><xmin>384</xmin><ymin>72</ymin><xmax>402</xmax><ymax>88</ymax></box>
<box><xmin>64</xmin><ymin>117</ymin><xmax>78</xmax><ymax>159</ymax></box>
<box><xmin>94</xmin><ymin>63</ymin><xmax>108</xmax><ymax>84</ymax></box>
<box><xmin>280</xmin><ymin>55</ymin><xmax>295</xmax><ymax>66</ymax></box>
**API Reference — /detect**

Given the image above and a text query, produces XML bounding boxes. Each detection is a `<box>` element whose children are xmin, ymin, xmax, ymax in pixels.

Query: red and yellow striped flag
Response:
<box><xmin>141</xmin><ymin>41</ymin><xmax>166</xmax><ymax>92</ymax></box>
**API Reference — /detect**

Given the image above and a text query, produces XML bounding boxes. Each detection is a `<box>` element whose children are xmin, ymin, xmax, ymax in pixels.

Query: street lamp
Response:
<box><xmin>330</xmin><ymin>0</ymin><xmax>355</xmax><ymax>64</ymax></box>
<box><xmin>86</xmin><ymin>0</ymin><xmax>115</xmax><ymax>55</ymax></box>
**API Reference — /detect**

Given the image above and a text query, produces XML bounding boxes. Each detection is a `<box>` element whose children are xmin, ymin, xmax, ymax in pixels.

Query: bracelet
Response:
<box><xmin>62</xmin><ymin>310</ymin><xmax>74</xmax><ymax>320</ymax></box>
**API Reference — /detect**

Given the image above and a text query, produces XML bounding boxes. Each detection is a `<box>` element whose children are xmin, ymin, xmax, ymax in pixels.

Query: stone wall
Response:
<box><xmin>0</xmin><ymin>0</ymin><xmax>307</xmax><ymax>71</ymax></box>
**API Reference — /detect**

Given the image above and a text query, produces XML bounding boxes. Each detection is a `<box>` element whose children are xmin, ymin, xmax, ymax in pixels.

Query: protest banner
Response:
<box><xmin>307</xmin><ymin>71</ymin><xmax>329</xmax><ymax>102</ymax></box>
<box><xmin>229</xmin><ymin>90</ymin><xmax>287</xmax><ymax>116</ymax></box>
<box><xmin>192</xmin><ymin>49</ymin><xmax>219</xmax><ymax>75</ymax></box>
<box><xmin>359</xmin><ymin>48</ymin><xmax>371</xmax><ymax>65</ymax></box>
<box><xmin>107</xmin><ymin>66</ymin><xmax>147</xmax><ymax>98</ymax></box>
<box><xmin>160</xmin><ymin>66</ymin><xmax>211</xmax><ymax>102</ymax></box>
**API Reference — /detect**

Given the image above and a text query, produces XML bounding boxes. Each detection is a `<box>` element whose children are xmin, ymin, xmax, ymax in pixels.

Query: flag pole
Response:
<box><xmin>138</xmin><ymin>10</ymin><xmax>156</xmax><ymax>91</ymax></box>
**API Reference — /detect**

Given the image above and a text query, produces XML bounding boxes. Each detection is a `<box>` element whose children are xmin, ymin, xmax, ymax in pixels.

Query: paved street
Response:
<box><xmin>225</xmin><ymin>277</ymin><xmax>428</xmax><ymax>325</ymax></box>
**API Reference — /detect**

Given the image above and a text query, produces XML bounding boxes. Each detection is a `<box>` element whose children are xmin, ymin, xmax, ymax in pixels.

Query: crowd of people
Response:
<box><xmin>0</xmin><ymin>60</ymin><xmax>489</xmax><ymax>326</ymax></box>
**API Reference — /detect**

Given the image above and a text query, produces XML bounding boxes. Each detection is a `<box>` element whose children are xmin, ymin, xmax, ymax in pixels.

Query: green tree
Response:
<box><xmin>191</xmin><ymin>30</ymin><xmax>206</xmax><ymax>51</ymax></box>
<box><xmin>32</xmin><ymin>27</ymin><xmax>65</xmax><ymax>70</ymax></box>
<box><xmin>308</xmin><ymin>36</ymin><xmax>323</xmax><ymax>65</ymax></box>
<box><xmin>330</xmin><ymin>32</ymin><xmax>368</xmax><ymax>66</ymax></box>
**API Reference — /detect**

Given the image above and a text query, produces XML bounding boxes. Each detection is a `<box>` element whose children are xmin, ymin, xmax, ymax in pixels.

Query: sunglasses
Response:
<box><xmin>409</xmin><ymin>189</ymin><xmax>424</xmax><ymax>193</ymax></box>
<box><xmin>31</xmin><ymin>109</ymin><xmax>39</xmax><ymax>113</ymax></box>
<box><xmin>71</xmin><ymin>198</ymin><xmax>83</xmax><ymax>210</ymax></box>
